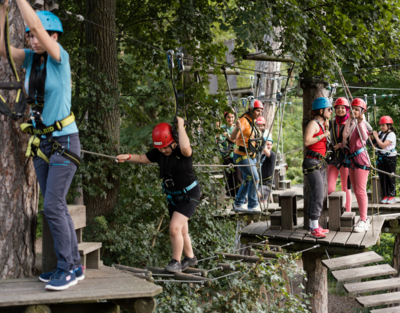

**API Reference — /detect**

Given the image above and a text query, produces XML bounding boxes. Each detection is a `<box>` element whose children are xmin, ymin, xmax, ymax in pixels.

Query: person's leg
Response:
<box><xmin>233</xmin><ymin>154</ymin><xmax>250</xmax><ymax>206</ymax></box>
<box><xmin>169</xmin><ymin>211</ymin><xmax>189</xmax><ymax>262</ymax></box>
<box><xmin>223</xmin><ymin>158</ymin><xmax>234</xmax><ymax>196</ymax></box>
<box><xmin>388</xmin><ymin>158</ymin><xmax>397</xmax><ymax>198</ymax></box>
<box><xmin>182</xmin><ymin>221</ymin><xmax>194</xmax><ymax>258</ymax></box>
<box><xmin>247</xmin><ymin>157</ymin><xmax>259</xmax><ymax>209</ymax></box>
<box><xmin>233</xmin><ymin>166</ymin><xmax>243</xmax><ymax>197</ymax></box>
<box><xmin>352</xmin><ymin>168</ymin><xmax>369</xmax><ymax>222</ymax></box>
<box><xmin>377</xmin><ymin>161</ymin><xmax>388</xmax><ymax>200</ymax></box>
<box><xmin>303</xmin><ymin>159</ymin><xmax>324</xmax><ymax>226</ymax></box>
<box><xmin>339</xmin><ymin>166</ymin><xmax>352</xmax><ymax>212</ymax></box>
<box><xmin>327</xmin><ymin>165</ymin><xmax>339</xmax><ymax>195</ymax></box>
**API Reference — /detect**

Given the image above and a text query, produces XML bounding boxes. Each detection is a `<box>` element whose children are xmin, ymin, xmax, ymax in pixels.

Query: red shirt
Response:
<box><xmin>308</xmin><ymin>126</ymin><xmax>327</xmax><ymax>157</ymax></box>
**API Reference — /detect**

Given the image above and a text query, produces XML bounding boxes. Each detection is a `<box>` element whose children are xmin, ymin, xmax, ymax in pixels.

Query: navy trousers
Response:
<box><xmin>34</xmin><ymin>133</ymin><xmax>81</xmax><ymax>272</ymax></box>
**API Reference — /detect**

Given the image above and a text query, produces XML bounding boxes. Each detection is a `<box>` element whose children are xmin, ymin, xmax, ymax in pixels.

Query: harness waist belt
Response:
<box><xmin>306</xmin><ymin>149</ymin><xmax>325</xmax><ymax>160</ymax></box>
<box><xmin>347</xmin><ymin>147</ymin><xmax>365</xmax><ymax>159</ymax></box>
<box><xmin>163</xmin><ymin>180</ymin><xmax>200</xmax><ymax>206</ymax></box>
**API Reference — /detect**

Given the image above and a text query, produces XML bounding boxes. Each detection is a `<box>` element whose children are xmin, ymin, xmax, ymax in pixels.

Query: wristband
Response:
<box><xmin>127</xmin><ymin>154</ymin><xmax>131</xmax><ymax>160</ymax></box>
<box><xmin>316</xmin><ymin>136</ymin><xmax>321</xmax><ymax>141</ymax></box>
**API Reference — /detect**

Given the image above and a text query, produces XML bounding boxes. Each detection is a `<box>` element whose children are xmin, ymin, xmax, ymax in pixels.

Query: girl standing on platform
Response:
<box><xmin>219</xmin><ymin>109</ymin><xmax>243</xmax><ymax>197</ymax></box>
<box><xmin>303</xmin><ymin>97</ymin><xmax>332</xmax><ymax>239</ymax></box>
<box><xmin>327</xmin><ymin>97</ymin><xmax>352</xmax><ymax>212</ymax></box>
<box><xmin>343</xmin><ymin>98</ymin><xmax>370</xmax><ymax>233</ymax></box>
<box><xmin>373</xmin><ymin>116</ymin><xmax>397</xmax><ymax>204</ymax></box>
<box><xmin>117</xmin><ymin>117</ymin><xmax>200</xmax><ymax>273</ymax></box>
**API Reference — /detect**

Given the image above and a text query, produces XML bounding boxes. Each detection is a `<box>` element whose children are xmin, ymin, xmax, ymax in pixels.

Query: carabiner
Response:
<box><xmin>167</xmin><ymin>50</ymin><xmax>175</xmax><ymax>70</ymax></box>
<box><xmin>176</xmin><ymin>52</ymin><xmax>185</xmax><ymax>72</ymax></box>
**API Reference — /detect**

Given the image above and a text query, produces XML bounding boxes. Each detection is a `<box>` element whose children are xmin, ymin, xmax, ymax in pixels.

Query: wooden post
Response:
<box><xmin>372</xmin><ymin>176</ymin><xmax>382</xmax><ymax>204</ymax></box>
<box><xmin>302</xmin><ymin>252</ymin><xmax>328</xmax><ymax>313</ymax></box>
<box><xmin>24</xmin><ymin>305</ymin><xmax>51</xmax><ymax>313</ymax></box>
<box><xmin>280</xmin><ymin>191</ymin><xmax>297</xmax><ymax>230</ymax></box>
<box><xmin>113</xmin><ymin>297</ymin><xmax>156</xmax><ymax>313</ymax></box>
<box><xmin>328</xmin><ymin>191</ymin><xmax>346</xmax><ymax>231</ymax></box>
<box><xmin>50</xmin><ymin>303</ymin><xmax>120</xmax><ymax>313</ymax></box>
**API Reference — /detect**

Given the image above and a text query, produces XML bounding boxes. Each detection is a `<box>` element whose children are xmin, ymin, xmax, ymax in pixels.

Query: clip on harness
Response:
<box><xmin>344</xmin><ymin>147</ymin><xmax>370</xmax><ymax>171</ymax></box>
<box><xmin>161</xmin><ymin>148</ymin><xmax>199</xmax><ymax>206</ymax></box>
<box><xmin>303</xmin><ymin>120</ymin><xmax>329</xmax><ymax>175</ymax></box>
<box><xmin>0</xmin><ymin>4</ymin><xmax>28</xmax><ymax>121</ymax></box>
<box><xmin>19</xmin><ymin>51</ymin><xmax>80</xmax><ymax>166</ymax></box>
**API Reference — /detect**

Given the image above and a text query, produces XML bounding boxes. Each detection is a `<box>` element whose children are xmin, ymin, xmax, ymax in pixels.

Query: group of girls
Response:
<box><xmin>304</xmin><ymin>96</ymin><xmax>397</xmax><ymax>239</ymax></box>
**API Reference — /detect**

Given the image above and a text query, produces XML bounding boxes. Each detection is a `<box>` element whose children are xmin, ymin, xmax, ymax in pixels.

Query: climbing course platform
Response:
<box><xmin>322</xmin><ymin>251</ymin><xmax>400</xmax><ymax>311</ymax></box>
<box><xmin>0</xmin><ymin>266</ymin><xmax>162</xmax><ymax>313</ymax></box>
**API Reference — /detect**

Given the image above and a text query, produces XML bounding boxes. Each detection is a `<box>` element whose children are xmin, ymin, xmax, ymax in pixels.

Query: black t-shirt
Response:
<box><xmin>146</xmin><ymin>146</ymin><xmax>197</xmax><ymax>191</ymax></box>
<box><xmin>261</xmin><ymin>151</ymin><xmax>275</xmax><ymax>185</ymax></box>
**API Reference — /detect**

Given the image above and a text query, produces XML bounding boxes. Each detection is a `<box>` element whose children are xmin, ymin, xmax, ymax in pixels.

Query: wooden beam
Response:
<box><xmin>113</xmin><ymin>297</ymin><xmax>156</xmax><ymax>313</ymax></box>
<box><xmin>182</xmin><ymin>66</ymin><xmax>240</xmax><ymax>75</ymax></box>
<box><xmin>51</xmin><ymin>303</ymin><xmax>120</xmax><ymax>313</ymax></box>
<box><xmin>243</xmin><ymin>54</ymin><xmax>294</xmax><ymax>63</ymax></box>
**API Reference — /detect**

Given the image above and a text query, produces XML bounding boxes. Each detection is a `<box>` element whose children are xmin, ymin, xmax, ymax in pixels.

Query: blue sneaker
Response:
<box><xmin>39</xmin><ymin>269</ymin><xmax>58</xmax><ymax>283</ymax></box>
<box><xmin>45</xmin><ymin>269</ymin><xmax>77</xmax><ymax>291</ymax></box>
<box><xmin>74</xmin><ymin>265</ymin><xmax>85</xmax><ymax>281</ymax></box>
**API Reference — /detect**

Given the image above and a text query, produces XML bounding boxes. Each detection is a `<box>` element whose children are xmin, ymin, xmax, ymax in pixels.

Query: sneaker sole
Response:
<box><xmin>39</xmin><ymin>277</ymin><xmax>50</xmax><ymax>283</ymax></box>
<box><xmin>45</xmin><ymin>279</ymin><xmax>78</xmax><ymax>291</ymax></box>
<box><xmin>182</xmin><ymin>261</ymin><xmax>198</xmax><ymax>271</ymax></box>
<box><xmin>234</xmin><ymin>209</ymin><xmax>248</xmax><ymax>213</ymax></box>
<box><xmin>308</xmin><ymin>234</ymin><xmax>326</xmax><ymax>239</ymax></box>
<box><xmin>76</xmin><ymin>275</ymin><xmax>85</xmax><ymax>281</ymax></box>
<box><xmin>165</xmin><ymin>268</ymin><xmax>182</xmax><ymax>273</ymax></box>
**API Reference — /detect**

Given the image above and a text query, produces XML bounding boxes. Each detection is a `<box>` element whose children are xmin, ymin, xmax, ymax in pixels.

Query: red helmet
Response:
<box><xmin>256</xmin><ymin>116</ymin><xmax>266</xmax><ymax>125</ymax></box>
<box><xmin>379</xmin><ymin>116</ymin><xmax>393</xmax><ymax>124</ymax></box>
<box><xmin>253</xmin><ymin>100</ymin><xmax>264</xmax><ymax>109</ymax></box>
<box><xmin>152</xmin><ymin>123</ymin><xmax>174</xmax><ymax>148</ymax></box>
<box><xmin>334</xmin><ymin>97</ymin><xmax>350</xmax><ymax>107</ymax></box>
<box><xmin>350</xmin><ymin>98</ymin><xmax>367</xmax><ymax>111</ymax></box>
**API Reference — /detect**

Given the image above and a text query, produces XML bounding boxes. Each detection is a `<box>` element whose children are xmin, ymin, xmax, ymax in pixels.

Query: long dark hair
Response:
<box><xmin>388</xmin><ymin>124</ymin><xmax>396</xmax><ymax>134</ymax></box>
<box><xmin>308</xmin><ymin>109</ymin><xmax>323</xmax><ymax>121</ymax></box>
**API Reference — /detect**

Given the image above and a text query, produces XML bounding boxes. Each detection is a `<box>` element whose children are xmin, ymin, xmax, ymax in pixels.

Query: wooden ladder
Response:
<box><xmin>322</xmin><ymin>251</ymin><xmax>400</xmax><ymax>312</ymax></box>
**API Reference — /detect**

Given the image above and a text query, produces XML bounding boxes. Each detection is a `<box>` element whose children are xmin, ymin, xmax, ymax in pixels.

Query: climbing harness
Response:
<box><xmin>0</xmin><ymin>2</ymin><xmax>28</xmax><ymax>121</ymax></box>
<box><xmin>376</xmin><ymin>131</ymin><xmax>396</xmax><ymax>165</ymax></box>
<box><xmin>163</xmin><ymin>180</ymin><xmax>200</xmax><ymax>206</ymax></box>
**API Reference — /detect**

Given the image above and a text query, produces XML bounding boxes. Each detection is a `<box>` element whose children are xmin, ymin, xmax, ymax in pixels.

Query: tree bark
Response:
<box><xmin>391</xmin><ymin>234</ymin><xmax>400</xmax><ymax>296</ymax></box>
<box><xmin>84</xmin><ymin>0</ymin><xmax>120</xmax><ymax>223</ymax></box>
<box><xmin>302</xmin><ymin>252</ymin><xmax>328</xmax><ymax>313</ymax></box>
<box><xmin>0</xmin><ymin>2</ymin><xmax>38</xmax><ymax>279</ymax></box>
<box><xmin>301</xmin><ymin>80</ymin><xmax>328</xmax><ymax>229</ymax></box>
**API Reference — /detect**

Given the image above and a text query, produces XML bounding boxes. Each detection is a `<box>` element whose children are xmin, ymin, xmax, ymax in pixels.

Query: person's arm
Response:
<box><xmin>373</xmin><ymin>131</ymin><xmax>393</xmax><ymax>148</ymax></box>
<box><xmin>304</xmin><ymin>121</ymin><xmax>330</xmax><ymax>147</ymax></box>
<box><xmin>116</xmin><ymin>153</ymin><xmax>151</xmax><ymax>164</ymax></box>
<box><xmin>176</xmin><ymin>116</ymin><xmax>192</xmax><ymax>157</ymax></box>
<box><xmin>357</xmin><ymin>120</ymin><xmax>369</xmax><ymax>141</ymax></box>
<box><xmin>230</xmin><ymin>119</ymin><xmax>241</xmax><ymax>141</ymax></box>
<box><xmin>0</xmin><ymin>3</ymin><xmax>25</xmax><ymax>64</ymax></box>
<box><xmin>16</xmin><ymin>0</ymin><xmax>60</xmax><ymax>61</ymax></box>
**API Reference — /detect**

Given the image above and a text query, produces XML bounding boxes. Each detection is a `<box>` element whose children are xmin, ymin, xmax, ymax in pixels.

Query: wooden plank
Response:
<box><xmin>68</xmin><ymin>205</ymin><xmax>86</xmax><ymax>230</ymax></box>
<box><xmin>302</xmin><ymin>232</ymin><xmax>316</xmax><ymax>243</ymax></box>
<box><xmin>275</xmin><ymin>230</ymin><xmax>296</xmax><ymax>240</ymax></box>
<box><xmin>330</xmin><ymin>230</ymin><xmax>352</xmax><ymax>246</ymax></box>
<box><xmin>252</xmin><ymin>223</ymin><xmax>270</xmax><ymax>236</ymax></box>
<box><xmin>322</xmin><ymin>251</ymin><xmax>384</xmax><ymax>270</ymax></box>
<box><xmin>356</xmin><ymin>291</ymin><xmax>400</xmax><ymax>308</ymax></box>
<box><xmin>346</xmin><ymin>229</ymin><xmax>367</xmax><ymax>247</ymax></box>
<box><xmin>262</xmin><ymin>229</ymin><xmax>281</xmax><ymax>238</ymax></box>
<box><xmin>344</xmin><ymin>277</ymin><xmax>400</xmax><ymax>295</ymax></box>
<box><xmin>289</xmin><ymin>229</ymin><xmax>308</xmax><ymax>242</ymax></box>
<box><xmin>241</xmin><ymin>222</ymin><xmax>266</xmax><ymax>236</ymax></box>
<box><xmin>315</xmin><ymin>230</ymin><xmax>337</xmax><ymax>245</ymax></box>
<box><xmin>87</xmin><ymin>249</ymin><xmax>101</xmax><ymax>269</ymax></box>
<box><xmin>78</xmin><ymin>242</ymin><xmax>102</xmax><ymax>255</ymax></box>
<box><xmin>360</xmin><ymin>215</ymin><xmax>385</xmax><ymax>248</ymax></box>
<box><xmin>329</xmin><ymin>192</ymin><xmax>345</xmax><ymax>231</ymax></box>
<box><xmin>332</xmin><ymin>264</ymin><xmax>397</xmax><ymax>282</ymax></box>
<box><xmin>371</xmin><ymin>307</ymin><xmax>400</xmax><ymax>313</ymax></box>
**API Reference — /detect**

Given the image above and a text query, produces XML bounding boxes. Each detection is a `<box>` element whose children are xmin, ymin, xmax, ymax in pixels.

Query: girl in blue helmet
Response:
<box><xmin>0</xmin><ymin>1</ymin><xmax>82</xmax><ymax>290</ymax></box>
<box><xmin>303</xmin><ymin>97</ymin><xmax>332</xmax><ymax>239</ymax></box>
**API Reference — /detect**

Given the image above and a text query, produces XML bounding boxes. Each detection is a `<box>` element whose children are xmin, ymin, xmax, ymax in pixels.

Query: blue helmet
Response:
<box><xmin>312</xmin><ymin>97</ymin><xmax>332</xmax><ymax>111</ymax></box>
<box><xmin>26</xmin><ymin>11</ymin><xmax>63</xmax><ymax>34</ymax></box>
<box><xmin>266</xmin><ymin>136</ymin><xmax>273</xmax><ymax>143</ymax></box>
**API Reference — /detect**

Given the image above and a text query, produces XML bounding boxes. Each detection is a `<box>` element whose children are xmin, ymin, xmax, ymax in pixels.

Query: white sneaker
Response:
<box><xmin>248</xmin><ymin>205</ymin><xmax>261</xmax><ymax>212</ymax></box>
<box><xmin>234</xmin><ymin>203</ymin><xmax>248</xmax><ymax>212</ymax></box>
<box><xmin>353</xmin><ymin>218</ymin><xmax>370</xmax><ymax>233</ymax></box>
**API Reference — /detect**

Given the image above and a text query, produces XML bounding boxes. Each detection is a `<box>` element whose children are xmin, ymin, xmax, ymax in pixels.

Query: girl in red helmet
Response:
<box><xmin>343</xmin><ymin>98</ymin><xmax>370</xmax><ymax>232</ymax></box>
<box><xmin>372</xmin><ymin>116</ymin><xmax>397</xmax><ymax>204</ymax></box>
<box><xmin>117</xmin><ymin>117</ymin><xmax>200</xmax><ymax>273</ymax></box>
<box><xmin>327</xmin><ymin>97</ymin><xmax>352</xmax><ymax>212</ymax></box>
<box><xmin>218</xmin><ymin>108</ymin><xmax>243</xmax><ymax>197</ymax></box>
<box><xmin>230</xmin><ymin>100</ymin><xmax>264</xmax><ymax>212</ymax></box>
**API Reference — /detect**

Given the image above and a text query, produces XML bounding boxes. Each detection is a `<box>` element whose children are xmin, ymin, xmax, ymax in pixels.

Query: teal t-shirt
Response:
<box><xmin>22</xmin><ymin>43</ymin><xmax>78</xmax><ymax>137</ymax></box>
<box><xmin>219</xmin><ymin>125</ymin><xmax>236</xmax><ymax>158</ymax></box>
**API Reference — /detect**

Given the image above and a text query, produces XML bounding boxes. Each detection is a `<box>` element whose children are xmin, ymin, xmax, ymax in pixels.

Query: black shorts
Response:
<box><xmin>167</xmin><ymin>184</ymin><xmax>201</xmax><ymax>219</ymax></box>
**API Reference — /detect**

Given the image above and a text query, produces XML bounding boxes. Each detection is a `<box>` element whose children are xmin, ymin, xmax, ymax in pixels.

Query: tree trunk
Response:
<box><xmin>391</xmin><ymin>234</ymin><xmax>400</xmax><ymax>297</ymax></box>
<box><xmin>255</xmin><ymin>34</ymin><xmax>281</xmax><ymax>134</ymax></box>
<box><xmin>302</xmin><ymin>252</ymin><xmax>328</xmax><ymax>313</ymax></box>
<box><xmin>301</xmin><ymin>80</ymin><xmax>328</xmax><ymax>229</ymax></box>
<box><xmin>84</xmin><ymin>0</ymin><xmax>120</xmax><ymax>223</ymax></box>
<box><xmin>0</xmin><ymin>2</ymin><xmax>38</xmax><ymax>279</ymax></box>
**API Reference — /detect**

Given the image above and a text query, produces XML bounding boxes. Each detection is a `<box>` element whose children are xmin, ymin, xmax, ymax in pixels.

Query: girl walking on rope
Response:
<box><xmin>0</xmin><ymin>1</ymin><xmax>83</xmax><ymax>290</ymax></box>
<box><xmin>327</xmin><ymin>97</ymin><xmax>352</xmax><ymax>211</ymax></box>
<box><xmin>303</xmin><ymin>97</ymin><xmax>332</xmax><ymax>239</ymax></box>
<box><xmin>219</xmin><ymin>108</ymin><xmax>243</xmax><ymax>197</ymax></box>
<box><xmin>117</xmin><ymin>117</ymin><xmax>200</xmax><ymax>273</ymax></box>
<box><xmin>372</xmin><ymin>116</ymin><xmax>397</xmax><ymax>204</ymax></box>
<box><xmin>343</xmin><ymin>98</ymin><xmax>370</xmax><ymax>232</ymax></box>
<box><xmin>230</xmin><ymin>100</ymin><xmax>264</xmax><ymax>212</ymax></box>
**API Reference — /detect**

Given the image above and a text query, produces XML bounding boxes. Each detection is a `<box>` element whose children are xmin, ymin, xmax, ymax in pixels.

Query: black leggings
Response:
<box><xmin>377</xmin><ymin>156</ymin><xmax>397</xmax><ymax>197</ymax></box>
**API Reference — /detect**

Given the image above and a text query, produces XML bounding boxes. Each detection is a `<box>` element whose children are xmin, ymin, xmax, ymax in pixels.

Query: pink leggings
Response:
<box><xmin>327</xmin><ymin>165</ymin><xmax>352</xmax><ymax>212</ymax></box>
<box><xmin>349</xmin><ymin>168</ymin><xmax>369</xmax><ymax>222</ymax></box>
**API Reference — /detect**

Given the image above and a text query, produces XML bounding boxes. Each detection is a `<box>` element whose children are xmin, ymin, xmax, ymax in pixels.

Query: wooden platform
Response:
<box><xmin>241</xmin><ymin>215</ymin><xmax>385</xmax><ymax>255</ymax></box>
<box><xmin>0</xmin><ymin>266</ymin><xmax>162</xmax><ymax>308</ymax></box>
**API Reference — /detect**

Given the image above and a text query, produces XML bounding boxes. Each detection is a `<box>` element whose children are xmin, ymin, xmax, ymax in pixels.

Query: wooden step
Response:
<box><xmin>332</xmin><ymin>264</ymin><xmax>397</xmax><ymax>282</ymax></box>
<box><xmin>79</xmin><ymin>242</ymin><xmax>102</xmax><ymax>270</ymax></box>
<box><xmin>356</xmin><ymin>291</ymin><xmax>400</xmax><ymax>308</ymax></box>
<box><xmin>322</xmin><ymin>251</ymin><xmax>384</xmax><ymax>270</ymax></box>
<box><xmin>371</xmin><ymin>306</ymin><xmax>400</xmax><ymax>313</ymax></box>
<box><xmin>344</xmin><ymin>277</ymin><xmax>400</xmax><ymax>295</ymax></box>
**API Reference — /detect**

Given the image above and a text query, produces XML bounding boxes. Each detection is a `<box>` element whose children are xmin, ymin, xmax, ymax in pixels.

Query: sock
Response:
<box><xmin>309</xmin><ymin>219</ymin><xmax>313</xmax><ymax>229</ymax></box>
<box><xmin>311</xmin><ymin>220</ymin><xmax>319</xmax><ymax>230</ymax></box>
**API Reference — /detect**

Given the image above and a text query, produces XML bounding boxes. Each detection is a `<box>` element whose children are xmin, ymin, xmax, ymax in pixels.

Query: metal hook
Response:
<box><xmin>167</xmin><ymin>50</ymin><xmax>175</xmax><ymax>69</ymax></box>
<box><xmin>176</xmin><ymin>52</ymin><xmax>185</xmax><ymax>72</ymax></box>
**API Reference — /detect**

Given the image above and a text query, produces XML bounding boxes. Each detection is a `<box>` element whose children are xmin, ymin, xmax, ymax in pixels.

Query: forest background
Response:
<box><xmin>2</xmin><ymin>0</ymin><xmax>400</xmax><ymax>312</ymax></box>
